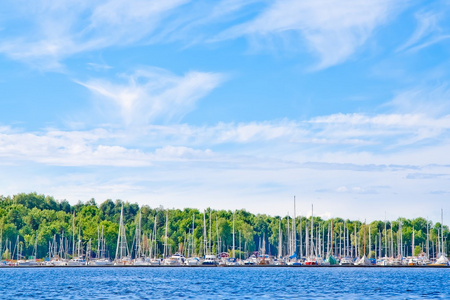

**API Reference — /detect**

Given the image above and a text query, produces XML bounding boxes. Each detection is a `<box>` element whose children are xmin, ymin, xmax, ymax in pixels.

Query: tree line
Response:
<box><xmin>0</xmin><ymin>193</ymin><xmax>448</xmax><ymax>260</ymax></box>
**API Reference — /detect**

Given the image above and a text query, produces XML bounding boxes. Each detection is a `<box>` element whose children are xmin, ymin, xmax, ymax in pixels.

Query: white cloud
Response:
<box><xmin>217</xmin><ymin>0</ymin><xmax>404</xmax><ymax>68</ymax></box>
<box><xmin>1</xmin><ymin>0</ymin><xmax>409</xmax><ymax>70</ymax></box>
<box><xmin>77</xmin><ymin>67</ymin><xmax>225</xmax><ymax>125</ymax></box>
<box><xmin>0</xmin><ymin>127</ymin><xmax>215</xmax><ymax>167</ymax></box>
<box><xmin>0</xmin><ymin>0</ymin><xmax>189</xmax><ymax>69</ymax></box>
<box><xmin>1</xmin><ymin>111</ymin><xmax>450</xmax><ymax>220</ymax></box>
<box><xmin>397</xmin><ymin>9</ymin><xmax>450</xmax><ymax>53</ymax></box>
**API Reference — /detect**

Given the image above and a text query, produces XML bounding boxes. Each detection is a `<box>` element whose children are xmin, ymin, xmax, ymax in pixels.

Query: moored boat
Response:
<box><xmin>202</xmin><ymin>255</ymin><xmax>218</xmax><ymax>265</ymax></box>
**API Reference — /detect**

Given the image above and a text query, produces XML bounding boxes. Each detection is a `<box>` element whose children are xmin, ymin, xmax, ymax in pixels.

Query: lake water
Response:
<box><xmin>0</xmin><ymin>267</ymin><xmax>449</xmax><ymax>299</ymax></box>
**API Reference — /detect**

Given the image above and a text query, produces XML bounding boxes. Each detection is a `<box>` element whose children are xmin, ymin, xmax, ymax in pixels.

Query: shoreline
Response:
<box><xmin>1</xmin><ymin>264</ymin><xmax>449</xmax><ymax>269</ymax></box>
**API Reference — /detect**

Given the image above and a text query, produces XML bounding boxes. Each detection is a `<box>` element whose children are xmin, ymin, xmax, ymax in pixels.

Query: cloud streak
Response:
<box><xmin>217</xmin><ymin>0</ymin><xmax>405</xmax><ymax>68</ymax></box>
<box><xmin>77</xmin><ymin>67</ymin><xmax>225</xmax><ymax>126</ymax></box>
<box><xmin>397</xmin><ymin>9</ymin><xmax>450</xmax><ymax>53</ymax></box>
<box><xmin>0</xmin><ymin>0</ymin><xmax>411</xmax><ymax>70</ymax></box>
<box><xmin>0</xmin><ymin>0</ymin><xmax>189</xmax><ymax>69</ymax></box>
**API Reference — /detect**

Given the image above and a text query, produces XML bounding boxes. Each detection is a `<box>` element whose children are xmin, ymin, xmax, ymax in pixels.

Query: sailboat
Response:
<box><xmin>149</xmin><ymin>214</ymin><xmax>161</xmax><ymax>265</ymax></box>
<box><xmin>430</xmin><ymin>209</ymin><xmax>448</xmax><ymax>266</ymax></box>
<box><xmin>114</xmin><ymin>205</ymin><xmax>131</xmax><ymax>265</ymax></box>
<box><xmin>68</xmin><ymin>227</ymin><xmax>86</xmax><ymax>266</ymax></box>
<box><xmin>90</xmin><ymin>226</ymin><xmax>113</xmax><ymax>266</ymax></box>
<box><xmin>17</xmin><ymin>233</ymin><xmax>40</xmax><ymax>266</ymax></box>
<box><xmin>355</xmin><ymin>254</ymin><xmax>372</xmax><ymax>266</ymax></box>
<box><xmin>304</xmin><ymin>205</ymin><xmax>317</xmax><ymax>265</ymax></box>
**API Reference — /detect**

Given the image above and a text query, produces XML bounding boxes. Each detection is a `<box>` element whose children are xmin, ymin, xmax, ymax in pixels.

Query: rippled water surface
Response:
<box><xmin>0</xmin><ymin>267</ymin><xmax>449</xmax><ymax>299</ymax></box>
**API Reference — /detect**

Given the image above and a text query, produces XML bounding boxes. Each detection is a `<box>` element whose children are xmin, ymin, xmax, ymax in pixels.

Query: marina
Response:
<box><xmin>1</xmin><ymin>195</ymin><xmax>448</xmax><ymax>269</ymax></box>
<box><xmin>2</xmin><ymin>1</ymin><xmax>450</xmax><ymax>299</ymax></box>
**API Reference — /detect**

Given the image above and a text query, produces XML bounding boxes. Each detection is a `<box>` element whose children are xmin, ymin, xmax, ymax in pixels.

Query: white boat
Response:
<box><xmin>67</xmin><ymin>257</ymin><xmax>86</xmax><ymax>266</ymax></box>
<box><xmin>133</xmin><ymin>257</ymin><xmax>149</xmax><ymax>266</ymax></box>
<box><xmin>149</xmin><ymin>258</ymin><xmax>162</xmax><ymax>265</ymax></box>
<box><xmin>406</xmin><ymin>257</ymin><xmax>418</xmax><ymax>266</ymax></box>
<box><xmin>273</xmin><ymin>258</ymin><xmax>286</xmax><ymax>265</ymax></box>
<box><xmin>17</xmin><ymin>259</ymin><xmax>39</xmax><ymax>266</ymax></box>
<box><xmin>243</xmin><ymin>254</ymin><xmax>258</xmax><ymax>265</ymax></box>
<box><xmin>225</xmin><ymin>257</ymin><xmax>240</xmax><ymax>266</ymax></box>
<box><xmin>45</xmin><ymin>258</ymin><xmax>68</xmax><ymax>266</ymax></box>
<box><xmin>114</xmin><ymin>257</ymin><xmax>132</xmax><ymax>265</ymax></box>
<box><xmin>387</xmin><ymin>258</ymin><xmax>402</xmax><ymax>266</ymax></box>
<box><xmin>90</xmin><ymin>258</ymin><xmax>113</xmax><ymax>266</ymax></box>
<box><xmin>339</xmin><ymin>257</ymin><xmax>353</xmax><ymax>266</ymax></box>
<box><xmin>202</xmin><ymin>255</ymin><xmax>218</xmax><ymax>265</ymax></box>
<box><xmin>354</xmin><ymin>255</ymin><xmax>372</xmax><ymax>266</ymax></box>
<box><xmin>376</xmin><ymin>257</ymin><xmax>389</xmax><ymax>266</ymax></box>
<box><xmin>164</xmin><ymin>253</ymin><xmax>185</xmax><ymax>265</ymax></box>
<box><xmin>430</xmin><ymin>255</ymin><xmax>449</xmax><ymax>266</ymax></box>
<box><xmin>185</xmin><ymin>257</ymin><xmax>201</xmax><ymax>266</ymax></box>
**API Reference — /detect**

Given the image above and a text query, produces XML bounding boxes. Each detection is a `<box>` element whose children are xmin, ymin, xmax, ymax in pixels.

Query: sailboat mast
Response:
<box><xmin>441</xmin><ymin>209</ymin><xmax>444</xmax><ymax>256</ymax></box>
<box><xmin>287</xmin><ymin>214</ymin><xmax>290</xmax><ymax>255</ymax></box>
<box><xmin>354</xmin><ymin>223</ymin><xmax>358</xmax><ymax>258</ymax></box>
<box><xmin>299</xmin><ymin>216</ymin><xmax>303</xmax><ymax>258</ymax></box>
<box><xmin>115</xmin><ymin>205</ymin><xmax>124</xmax><ymax>260</ymax></box>
<box><xmin>310</xmin><ymin>204</ymin><xmax>314</xmax><ymax>257</ymax></box>
<box><xmin>97</xmin><ymin>226</ymin><xmax>100</xmax><ymax>259</ymax></box>
<box><xmin>78</xmin><ymin>227</ymin><xmax>81</xmax><ymax>258</ymax></box>
<box><xmin>191</xmin><ymin>213</ymin><xmax>195</xmax><ymax>257</ymax></box>
<box><xmin>293</xmin><ymin>196</ymin><xmax>296</xmax><ymax>256</ymax></box>
<box><xmin>232</xmin><ymin>211</ymin><xmax>235</xmax><ymax>258</ymax></box>
<box><xmin>203</xmin><ymin>211</ymin><xmax>207</xmax><ymax>257</ymax></box>
<box><xmin>363</xmin><ymin>220</ymin><xmax>366</xmax><ymax>256</ymax></box>
<box><xmin>164</xmin><ymin>210</ymin><xmax>168</xmax><ymax>259</ymax></box>
<box><xmin>153</xmin><ymin>215</ymin><xmax>157</xmax><ymax>259</ymax></box>
<box><xmin>138</xmin><ymin>211</ymin><xmax>142</xmax><ymax>258</ymax></box>
<box><xmin>426</xmin><ymin>217</ymin><xmax>429</xmax><ymax>258</ymax></box>
<box><xmin>330</xmin><ymin>220</ymin><xmax>333</xmax><ymax>255</ymax></box>
<box><xmin>384</xmin><ymin>215</ymin><xmax>387</xmax><ymax>257</ymax></box>
<box><xmin>278</xmin><ymin>217</ymin><xmax>282</xmax><ymax>258</ymax></box>
<box><xmin>209</xmin><ymin>210</ymin><xmax>212</xmax><ymax>255</ymax></box>
<box><xmin>72</xmin><ymin>212</ymin><xmax>75</xmax><ymax>257</ymax></box>
<box><xmin>391</xmin><ymin>222</ymin><xmax>394</xmax><ymax>257</ymax></box>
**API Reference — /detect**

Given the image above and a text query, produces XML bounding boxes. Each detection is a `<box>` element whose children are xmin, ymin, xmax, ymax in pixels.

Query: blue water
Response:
<box><xmin>0</xmin><ymin>267</ymin><xmax>449</xmax><ymax>299</ymax></box>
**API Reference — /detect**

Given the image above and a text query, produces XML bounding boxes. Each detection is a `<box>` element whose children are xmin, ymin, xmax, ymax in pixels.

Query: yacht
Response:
<box><xmin>67</xmin><ymin>257</ymin><xmax>86</xmax><ymax>266</ymax></box>
<box><xmin>185</xmin><ymin>257</ymin><xmax>201</xmax><ymax>266</ymax></box>
<box><xmin>90</xmin><ymin>258</ymin><xmax>113</xmax><ymax>266</ymax></box>
<box><xmin>226</xmin><ymin>257</ymin><xmax>240</xmax><ymax>266</ymax></box>
<box><xmin>339</xmin><ymin>257</ymin><xmax>353</xmax><ymax>266</ymax></box>
<box><xmin>304</xmin><ymin>256</ymin><xmax>317</xmax><ymax>265</ymax></box>
<box><xmin>202</xmin><ymin>255</ymin><xmax>218</xmax><ymax>265</ymax></box>
<box><xmin>164</xmin><ymin>253</ymin><xmax>185</xmax><ymax>265</ymax></box>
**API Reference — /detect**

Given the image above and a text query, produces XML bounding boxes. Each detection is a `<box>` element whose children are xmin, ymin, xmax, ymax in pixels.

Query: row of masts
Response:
<box><xmin>1</xmin><ymin>202</ymin><xmax>447</xmax><ymax>262</ymax></box>
<box><xmin>280</xmin><ymin>200</ymin><xmax>447</xmax><ymax>261</ymax></box>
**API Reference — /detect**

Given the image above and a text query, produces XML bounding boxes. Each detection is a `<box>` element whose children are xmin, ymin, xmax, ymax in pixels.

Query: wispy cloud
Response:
<box><xmin>0</xmin><ymin>0</ymin><xmax>189</xmax><ymax>69</ymax></box>
<box><xmin>397</xmin><ymin>9</ymin><xmax>450</xmax><ymax>53</ymax></box>
<box><xmin>1</xmin><ymin>0</ymin><xmax>409</xmax><ymax>70</ymax></box>
<box><xmin>77</xmin><ymin>67</ymin><xmax>225</xmax><ymax>126</ymax></box>
<box><xmin>217</xmin><ymin>0</ymin><xmax>405</xmax><ymax>69</ymax></box>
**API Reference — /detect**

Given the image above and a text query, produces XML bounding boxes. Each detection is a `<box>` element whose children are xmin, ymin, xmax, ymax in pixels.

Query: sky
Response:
<box><xmin>1</xmin><ymin>0</ymin><xmax>450</xmax><ymax>222</ymax></box>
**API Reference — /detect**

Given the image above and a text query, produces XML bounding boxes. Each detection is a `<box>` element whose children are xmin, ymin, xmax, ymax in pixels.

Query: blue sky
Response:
<box><xmin>1</xmin><ymin>0</ymin><xmax>450</xmax><ymax>222</ymax></box>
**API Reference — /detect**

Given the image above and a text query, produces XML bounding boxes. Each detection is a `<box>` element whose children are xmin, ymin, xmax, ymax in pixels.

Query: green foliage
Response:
<box><xmin>2</xmin><ymin>249</ymin><xmax>10</xmax><ymax>260</ymax></box>
<box><xmin>0</xmin><ymin>193</ymin><xmax>449</xmax><ymax>260</ymax></box>
<box><xmin>414</xmin><ymin>245</ymin><xmax>422</xmax><ymax>256</ymax></box>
